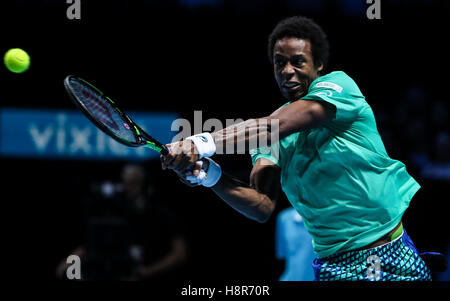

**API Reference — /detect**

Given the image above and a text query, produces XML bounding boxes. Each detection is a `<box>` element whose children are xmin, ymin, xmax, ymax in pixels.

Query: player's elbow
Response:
<box><xmin>255</xmin><ymin>200</ymin><xmax>275</xmax><ymax>223</ymax></box>
<box><xmin>256</xmin><ymin>212</ymin><xmax>272</xmax><ymax>223</ymax></box>
<box><xmin>242</xmin><ymin>198</ymin><xmax>275</xmax><ymax>223</ymax></box>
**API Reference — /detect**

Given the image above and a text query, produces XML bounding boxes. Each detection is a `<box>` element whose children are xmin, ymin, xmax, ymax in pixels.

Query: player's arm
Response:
<box><xmin>212</xmin><ymin>158</ymin><xmax>281</xmax><ymax>223</ymax></box>
<box><xmin>177</xmin><ymin>157</ymin><xmax>281</xmax><ymax>223</ymax></box>
<box><xmin>213</xmin><ymin>99</ymin><xmax>335</xmax><ymax>151</ymax></box>
<box><xmin>162</xmin><ymin>99</ymin><xmax>335</xmax><ymax>172</ymax></box>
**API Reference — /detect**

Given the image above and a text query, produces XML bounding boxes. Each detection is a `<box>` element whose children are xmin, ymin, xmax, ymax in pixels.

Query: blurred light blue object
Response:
<box><xmin>0</xmin><ymin>108</ymin><xmax>178</xmax><ymax>161</ymax></box>
<box><xmin>275</xmin><ymin>207</ymin><xmax>316</xmax><ymax>281</ymax></box>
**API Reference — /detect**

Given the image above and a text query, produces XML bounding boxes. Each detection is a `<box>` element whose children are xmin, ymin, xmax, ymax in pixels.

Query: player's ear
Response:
<box><xmin>316</xmin><ymin>62</ymin><xmax>324</xmax><ymax>73</ymax></box>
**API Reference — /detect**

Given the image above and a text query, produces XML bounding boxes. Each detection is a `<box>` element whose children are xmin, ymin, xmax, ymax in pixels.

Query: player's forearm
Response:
<box><xmin>211</xmin><ymin>117</ymin><xmax>277</xmax><ymax>154</ymax></box>
<box><xmin>209</xmin><ymin>100</ymin><xmax>334</xmax><ymax>154</ymax></box>
<box><xmin>211</xmin><ymin>172</ymin><xmax>275</xmax><ymax>223</ymax></box>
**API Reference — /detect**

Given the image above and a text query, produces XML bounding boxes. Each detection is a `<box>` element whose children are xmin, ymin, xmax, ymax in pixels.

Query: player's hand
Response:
<box><xmin>173</xmin><ymin>160</ymin><xmax>208</xmax><ymax>187</ymax></box>
<box><xmin>187</xmin><ymin>158</ymin><xmax>222</xmax><ymax>188</ymax></box>
<box><xmin>161</xmin><ymin>140</ymin><xmax>200</xmax><ymax>173</ymax></box>
<box><xmin>171</xmin><ymin>158</ymin><xmax>221</xmax><ymax>188</ymax></box>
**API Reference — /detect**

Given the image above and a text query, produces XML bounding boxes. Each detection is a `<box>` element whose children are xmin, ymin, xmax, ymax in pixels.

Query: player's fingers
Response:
<box><xmin>181</xmin><ymin>161</ymin><xmax>196</xmax><ymax>174</ymax></box>
<box><xmin>168</xmin><ymin>153</ymin><xmax>186</xmax><ymax>170</ymax></box>
<box><xmin>192</xmin><ymin>160</ymin><xmax>204</xmax><ymax>177</ymax></box>
<box><xmin>174</xmin><ymin>156</ymin><xmax>192</xmax><ymax>173</ymax></box>
<box><xmin>163</xmin><ymin>150</ymin><xmax>176</xmax><ymax>169</ymax></box>
<box><xmin>187</xmin><ymin>152</ymin><xmax>200</xmax><ymax>167</ymax></box>
<box><xmin>166</xmin><ymin>141</ymin><xmax>189</xmax><ymax>169</ymax></box>
<box><xmin>166</xmin><ymin>147</ymin><xmax>185</xmax><ymax>169</ymax></box>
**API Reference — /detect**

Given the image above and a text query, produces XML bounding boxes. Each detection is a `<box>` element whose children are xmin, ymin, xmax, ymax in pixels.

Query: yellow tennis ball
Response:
<box><xmin>4</xmin><ymin>48</ymin><xmax>30</xmax><ymax>73</ymax></box>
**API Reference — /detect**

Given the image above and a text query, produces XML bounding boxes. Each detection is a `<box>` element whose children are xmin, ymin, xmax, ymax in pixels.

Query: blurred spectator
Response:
<box><xmin>56</xmin><ymin>164</ymin><xmax>188</xmax><ymax>280</ymax></box>
<box><xmin>275</xmin><ymin>207</ymin><xmax>315</xmax><ymax>281</ymax></box>
<box><xmin>389</xmin><ymin>85</ymin><xmax>450</xmax><ymax>178</ymax></box>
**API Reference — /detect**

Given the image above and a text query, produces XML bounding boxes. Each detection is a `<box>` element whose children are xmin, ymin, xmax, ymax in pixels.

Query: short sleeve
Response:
<box><xmin>250</xmin><ymin>144</ymin><xmax>280</xmax><ymax>166</ymax></box>
<box><xmin>302</xmin><ymin>72</ymin><xmax>367</xmax><ymax>123</ymax></box>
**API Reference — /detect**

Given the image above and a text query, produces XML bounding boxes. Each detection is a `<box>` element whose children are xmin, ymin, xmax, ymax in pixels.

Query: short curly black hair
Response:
<box><xmin>268</xmin><ymin>16</ymin><xmax>329</xmax><ymax>71</ymax></box>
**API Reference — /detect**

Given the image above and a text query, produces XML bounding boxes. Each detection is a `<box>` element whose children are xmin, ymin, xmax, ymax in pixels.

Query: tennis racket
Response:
<box><xmin>63</xmin><ymin>75</ymin><xmax>169</xmax><ymax>155</ymax></box>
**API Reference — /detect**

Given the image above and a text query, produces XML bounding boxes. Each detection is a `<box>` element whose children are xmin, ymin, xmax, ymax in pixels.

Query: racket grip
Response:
<box><xmin>161</xmin><ymin>147</ymin><xmax>206</xmax><ymax>181</ymax></box>
<box><xmin>160</xmin><ymin>146</ymin><xmax>169</xmax><ymax>156</ymax></box>
<box><xmin>162</xmin><ymin>146</ymin><xmax>203</xmax><ymax>173</ymax></box>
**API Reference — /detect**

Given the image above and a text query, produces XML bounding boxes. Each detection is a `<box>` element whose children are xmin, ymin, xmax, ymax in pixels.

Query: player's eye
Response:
<box><xmin>274</xmin><ymin>59</ymin><xmax>286</xmax><ymax>67</ymax></box>
<box><xmin>292</xmin><ymin>58</ymin><xmax>305</xmax><ymax>67</ymax></box>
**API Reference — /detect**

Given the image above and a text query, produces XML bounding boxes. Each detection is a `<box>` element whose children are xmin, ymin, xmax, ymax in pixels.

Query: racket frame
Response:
<box><xmin>64</xmin><ymin>75</ymin><xmax>169</xmax><ymax>155</ymax></box>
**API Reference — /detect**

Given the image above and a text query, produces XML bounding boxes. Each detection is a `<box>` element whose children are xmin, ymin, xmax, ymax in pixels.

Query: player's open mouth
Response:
<box><xmin>283</xmin><ymin>81</ymin><xmax>301</xmax><ymax>91</ymax></box>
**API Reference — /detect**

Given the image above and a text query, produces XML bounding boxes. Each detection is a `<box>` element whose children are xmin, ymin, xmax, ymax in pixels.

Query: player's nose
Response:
<box><xmin>281</xmin><ymin>61</ymin><xmax>295</xmax><ymax>76</ymax></box>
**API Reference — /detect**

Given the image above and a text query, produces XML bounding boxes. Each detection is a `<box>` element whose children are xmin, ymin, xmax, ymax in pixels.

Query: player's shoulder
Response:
<box><xmin>316</xmin><ymin>70</ymin><xmax>353</xmax><ymax>83</ymax></box>
<box><xmin>311</xmin><ymin>71</ymin><xmax>363</xmax><ymax>96</ymax></box>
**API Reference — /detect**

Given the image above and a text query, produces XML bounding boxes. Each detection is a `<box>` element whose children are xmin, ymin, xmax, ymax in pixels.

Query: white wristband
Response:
<box><xmin>186</xmin><ymin>132</ymin><xmax>216</xmax><ymax>159</ymax></box>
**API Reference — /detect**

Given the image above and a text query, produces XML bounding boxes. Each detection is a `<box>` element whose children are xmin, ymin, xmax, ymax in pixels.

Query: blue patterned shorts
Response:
<box><xmin>312</xmin><ymin>230</ymin><xmax>432</xmax><ymax>281</ymax></box>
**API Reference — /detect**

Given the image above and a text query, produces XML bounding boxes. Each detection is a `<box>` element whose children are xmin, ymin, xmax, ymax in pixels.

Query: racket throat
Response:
<box><xmin>144</xmin><ymin>141</ymin><xmax>162</xmax><ymax>152</ymax></box>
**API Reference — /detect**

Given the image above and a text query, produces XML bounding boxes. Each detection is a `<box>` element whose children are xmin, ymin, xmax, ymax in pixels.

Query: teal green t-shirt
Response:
<box><xmin>250</xmin><ymin>71</ymin><xmax>420</xmax><ymax>259</ymax></box>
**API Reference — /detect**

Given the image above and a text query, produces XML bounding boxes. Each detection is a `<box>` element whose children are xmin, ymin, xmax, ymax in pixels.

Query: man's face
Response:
<box><xmin>273</xmin><ymin>37</ymin><xmax>323</xmax><ymax>101</ymax></box>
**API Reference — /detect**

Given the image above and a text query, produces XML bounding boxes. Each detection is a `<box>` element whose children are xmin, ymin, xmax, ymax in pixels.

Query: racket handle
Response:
<box><xmin>160</xmin><ymin>146</ymin><xmax>169</xmax><ymax>156</ymax></box>
<box><xmin>161</xmin><ymin>147</ymin><xmax>205</xmax><ymax>178</ymax></box>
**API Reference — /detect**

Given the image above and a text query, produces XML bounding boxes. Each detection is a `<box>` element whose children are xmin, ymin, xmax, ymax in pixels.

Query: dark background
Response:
<box><xmin>1</xmin><ymin>0</ymin><xmax>449</xmax><ymax>281</ymax></box>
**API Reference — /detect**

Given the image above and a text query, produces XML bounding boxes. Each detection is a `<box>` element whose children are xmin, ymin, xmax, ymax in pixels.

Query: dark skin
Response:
<box><xmin>273</xmin><ymin>37</ymin><xmax>322</xmax><ymax>103</ymax></box>
<box><xmin>162</xmin><ymin>38</ymin><xmax>335</xmax><ymax>222</ymax></box>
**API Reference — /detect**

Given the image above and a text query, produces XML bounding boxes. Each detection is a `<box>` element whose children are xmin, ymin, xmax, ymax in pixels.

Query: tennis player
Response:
<box><xmin>161</xmin><ymin>16</ymin><xmax>433</xmax><ymax>281</ymax></box>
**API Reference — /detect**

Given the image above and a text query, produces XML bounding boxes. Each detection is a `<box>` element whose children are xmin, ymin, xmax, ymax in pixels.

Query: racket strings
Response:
<box><xmin>69</xmin><ymin>79</ymin><xmax>137</xmax><ymax>143</ymax></box>
<box><xmin>82</xmin><ymin>90</ymin><xmax>120</xmax><ymax>131</ymax></box>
